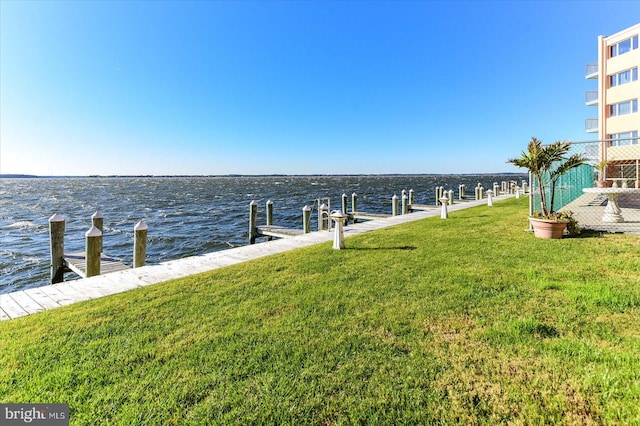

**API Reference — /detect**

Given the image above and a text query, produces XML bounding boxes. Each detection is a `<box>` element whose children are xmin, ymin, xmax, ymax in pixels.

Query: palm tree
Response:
<box><xmin>508</xmin><ymin>137</ymin><xmax>587</xmax><ymax>218</ymax></box>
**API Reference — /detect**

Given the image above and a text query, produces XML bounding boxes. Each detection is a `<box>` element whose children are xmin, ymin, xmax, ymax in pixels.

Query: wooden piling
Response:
<box><xmin>402</xmin><ymin>193</ymin><xmax>409</xmax><ymax>214</ymax></box>
<box><xmin>92</xmin><ymin>211</ymin><xmax>103</xmax><ymax>253</ymax></box>
<box><xmin>85</xmin><ymin>226</ymin><xmax>102</xmax><ymax>277</ymax></box>
<box><xmin>409</xmin><ymin>189</ymin><xmax>415</xmax><ymax>205</ymax></box>
<box><xmin>341</xmin><ymin>193</ymin><xmax>348</xmax><ymax>216</ymax></box>
<box><xmin>249</xmin><ymin>200</ymin><xmax>258</xmax><ymax>244</ymax></box>
<box><xmin>266</xmin><ymin>200</ymin><xmax>273</xmax><ymax>226</ymax></box>
<box><xmin>392</xmin><ymin>194</ymin><xmax>399</xmax><ymax>216</ymax></box>
<box><xmin>49</xmin><ymin>213</ymin><xmax>66</xmax><ymax>284</ymax></box>
<box><xmin>351</xmin><ymin>193</ymin><xmax>358</xmax><ymax>213</ymax></box>
<box><xmin>134</xmin><ymin>220</ymin><xmax>147</xmax><ymax>268</ymax></box>
<box><xmin>303</xmin><ymin>205</ymin><xmax>311</xmax><ymax>234</ymax></box>
<box><xmin>319</xmin><ymin>203</ymin><xmax>329</xmax><ymax>231</ymax></box>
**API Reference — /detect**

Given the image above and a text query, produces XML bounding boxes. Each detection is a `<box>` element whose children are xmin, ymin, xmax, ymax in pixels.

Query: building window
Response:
<box><xmin>609</xmin><ymin>99</ymin><xmax>638</xmax><ymax>116</ymax></box>
<box><xmin>610</xmin><ymin>35</ymin><xmax>639</xmax><ymax>57</ymax></box>
<box><xmin>610</xmin><ymin>131</ymin><xmax>639</xmax><ymax>146</ymax></box>
<box><xmin>609</xmin><ymin>67</ymin><xmax>639</xmax><ymax>87</ymax></box>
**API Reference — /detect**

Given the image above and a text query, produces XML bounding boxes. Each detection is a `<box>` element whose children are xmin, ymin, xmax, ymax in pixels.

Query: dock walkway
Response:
<box><xmin>0</xmin><ymin>196</ymin><xmax>507</xmax><ymax>321</ymax></box>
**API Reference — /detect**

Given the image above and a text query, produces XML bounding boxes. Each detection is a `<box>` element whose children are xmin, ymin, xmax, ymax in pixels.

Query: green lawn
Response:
<box><xmin>1</xmin><ymin>197</ymin><xmax>639</xmax><ymax>425</ymax></box>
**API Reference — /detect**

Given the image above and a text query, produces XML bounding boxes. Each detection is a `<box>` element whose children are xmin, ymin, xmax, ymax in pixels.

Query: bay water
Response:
<box><xmin>1</xmin><ymin>174</ymin><xmax>525</xmax><ymax>294</ymax></box>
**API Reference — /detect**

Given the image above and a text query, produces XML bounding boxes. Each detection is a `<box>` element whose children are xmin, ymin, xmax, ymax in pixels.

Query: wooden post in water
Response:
<box><xmin>402</xmin><ymin>192</ymin><xmax>409</xmax><ymax>214</ymax></box>
<box><xmin>92</xmin><ymin>211</ymin><xmax>103</xmax><ymax>253</ymax></box>
<box><xmin>85</xmin><ymin>226</ymin><xmax>102</xmax><ymax>277</ymax></box>
<box><xmin>409</xmin><ymin>189</ymin><xmax>415</xmax><ymax>205</ymax></box>
<box><xmin>493</xmin><ymin>183</ymin><xmax>500</xmax><ymax>196</ymax></box>
<box><xmin>341</xmin><ymin>193</ymin><xmax>348</xmax><ymax>216</ymax></box>
<box><xmin>303</xmin><ymin>205</ymin><xmax>311</xmax><ymax>234</ymax></box>
<box><xmin>266</xmin><ymin>200</ymin><xmax>273</xmax><ymax>226</ymax></box>
<box><xmin>392</xmin><ymin>194</ymin><xmax>399</xmax><ymax>216</ymax></box>
<box><xmin>448</xmin><ymin>190</ymin><xmax>454</xmax><ymax>205</ymax></box>
<box><xmin>134</xmin><ymin>220</ymin><xmax>148</xmax><ymax>268</ymax></box>
<box><xmin>49</xmin><ymin>213</ymin><xmax>66</xmax><ymax>284</ymax></box>
<box><xmin>249</xmin><ymin>200</ymin><xmax>258</xmax><ymax>244</ymax></box>
<box><xmin>351</xmin><ymin>193</ymin><xmax>358</xmax><ymax>213</ymax></box>
<box><xmin>459</xmin><ymin>184</ymin><xmax>465</xmax><ymax>200</ymax></box>
<box><xmin>319</xmin><ymin>203</ymin><xmax>329</xmax><ymax>231</ymax></box>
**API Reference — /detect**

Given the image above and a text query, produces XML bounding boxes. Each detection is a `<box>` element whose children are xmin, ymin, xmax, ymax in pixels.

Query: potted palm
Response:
<box><xmin>508</xmin><ymin>137</ymin><xmax>587</xmax><ymax>238</ymax></box>
<box><xmin>594</xmin><ymin>160</ymin><xmax>611</xmax><ymax>188</ymax></box>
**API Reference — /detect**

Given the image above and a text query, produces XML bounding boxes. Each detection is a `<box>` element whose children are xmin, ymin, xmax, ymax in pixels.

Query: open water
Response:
<box><xmin>1</xmin><ymin>174</ymin><xmax>525</xmax><ymax>294</ymax></box>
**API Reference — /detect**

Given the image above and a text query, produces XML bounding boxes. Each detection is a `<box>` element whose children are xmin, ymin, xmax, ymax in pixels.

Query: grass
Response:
<box><xmin>1</xmin><ymin>197</ymin><xmax>640</xmax><ymax>424</ymax></box>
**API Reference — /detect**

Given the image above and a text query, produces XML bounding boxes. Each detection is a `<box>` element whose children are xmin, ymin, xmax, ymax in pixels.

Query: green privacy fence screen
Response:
<box><xmin>532</xmin><ymin>163</ymin><xmax>594</xmax><ymax>212</ymax></box>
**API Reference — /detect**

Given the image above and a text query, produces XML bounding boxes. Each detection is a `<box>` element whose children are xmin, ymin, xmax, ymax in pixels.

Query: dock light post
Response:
<box><xmin>330</xmin><ymin>210</ymin><xmax>348</xmax><ymax>250</ymax></box>
<box><xmin>440</xmin><ymin>195</ymin><xmax>449</xmax><ymax>219</ymax></box>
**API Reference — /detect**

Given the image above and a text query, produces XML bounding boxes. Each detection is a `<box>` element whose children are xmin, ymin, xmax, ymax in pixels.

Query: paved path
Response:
<box><xmin>0</xmin><ymin>196</ymin><xmax>508</xmax><ymax>321</ymax></box>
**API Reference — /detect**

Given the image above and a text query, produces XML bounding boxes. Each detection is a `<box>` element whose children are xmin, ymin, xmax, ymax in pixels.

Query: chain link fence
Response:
<box><xmin>531</xmin><ymin>138</ymin><xmax>640</xmax><ymax>234</ymax></box>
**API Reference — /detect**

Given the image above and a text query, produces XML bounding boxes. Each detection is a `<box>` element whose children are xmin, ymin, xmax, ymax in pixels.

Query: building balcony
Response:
<box><xmin>585</xmin><ymin>90</ymin><xmax>599</xmax><ymax>106</ymax></box>
<box><xmin>585</xmin><ymin>118</ymin><xmax>599</xmax><ymax>133</ymax></box>
<box><xmin>585</xmin><ymin>62</ymin><xmax>598</xmax><ymax>79</ymax></box>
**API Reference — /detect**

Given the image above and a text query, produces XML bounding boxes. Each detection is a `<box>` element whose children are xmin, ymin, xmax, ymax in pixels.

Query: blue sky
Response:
<box><xmin>1</xmin><ymin>1</ymin><xmax>639</xmax><ymax>176</ymax></box>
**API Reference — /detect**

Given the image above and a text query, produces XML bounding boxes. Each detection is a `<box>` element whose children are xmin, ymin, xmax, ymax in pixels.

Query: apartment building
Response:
<box><xmin>585</xmin><ymin>23</ymin><xmax>640</xmax><ymax>187</ymax></box>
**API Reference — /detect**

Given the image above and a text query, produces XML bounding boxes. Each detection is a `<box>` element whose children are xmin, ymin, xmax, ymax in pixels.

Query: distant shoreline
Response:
<box><xmin>0</xmin><ymin>172</ymin><xmax>527</xmax><ymax>179</ymax></box>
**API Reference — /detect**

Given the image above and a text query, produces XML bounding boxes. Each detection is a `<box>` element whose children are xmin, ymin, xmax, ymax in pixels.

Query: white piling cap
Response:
<box><xmin>134</xmin><ymin>220</ymin><xmax>148</xmax><ymax>231</ymax></box>
<box><xmin>92</xmin><ymin>211</ymin><xmax>103</xmax><ymax>219</ymax></box>
<box><xmin>85</xmin><ymin>226</ymin><xmax>102</xmax><ymax>237</ymax></box>
<box><xmin>392</xmin><ymin>194</ymin><xmax>398</xmax><ymax>200</ymax></box>
<box><xmin>49</xmin><ymin>213</ymin><xmax>65</xmax><ymax>222</ymax></box>
<box><xmin>320</xmin><ymin>203</ymin><xmax>327</xmax><ymax>209</ymax></box>
<box><xmin>266</xmin><ymin>199</ymin><xmax>273</xmax><ymax>205</ymax></box>
<box><xmin>303</xmin><ymin>205</ymin><xmax>311</xmax><ymax>211</ymax></box>
<box><xmin>250</xmin><ymin>200</ymin><xmax>258</xmax><ymax>206</ymax></box>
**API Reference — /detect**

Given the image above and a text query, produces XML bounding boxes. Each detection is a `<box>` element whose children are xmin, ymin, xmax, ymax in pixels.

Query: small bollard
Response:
<box><xmin>303</xmin><ymin>205</ymin><xmax>311</xmax><ymax>234</ymax></box>
<box><xmin>249</xmin><ymin>200</ymin><xmax>258</xmax><ymax>244</ymax></box>
<box><xmin>392</xmin><ymin>194</ymin><xmax>399</xmax><ymax>216</ymax></box>
<box><xmin>85</xmin><ymin>226</ymin><xmax>102</xmax><ymax>277</ymax></box>
<box><xmin>134</xmin><ymin>220</ymin><xmax>148</xmax><ymax>268</ymax></box>
<box><xmin>266</xmin><ymin>200</ymin><xmax>273</xmax><ymax>226</ymax></box>
<box><xmin>487</xmin><ymin>189</ymin><xmax>494</xmax><ymax>206</ymax></box>
<box><xmin>92</xmin><ymin>211</ymin><xmax>103</xmax><ymax>253</ymax></box>
<box><xmin>440</xmin><ymin>196</ymin><xmax>449</xmax><ymax>219</ymax></box>
<box><xmin>402</xmin><ymin>193</ymin><xmax>409</xmax><ymax>214</ymax></box>
<box><xmin>319</xmin><ymin>203</ymin><xmax>329</xmax><ymax>231</ymax></box>
<box><xmin>330</xmin><ymin>210</ymin><xmax>348</xmax><ymax>250</ymax></box>
<box><xmin>49</xmin><ymin>213</ymin><xmax>66</xmax><ymax>284</ymax></box>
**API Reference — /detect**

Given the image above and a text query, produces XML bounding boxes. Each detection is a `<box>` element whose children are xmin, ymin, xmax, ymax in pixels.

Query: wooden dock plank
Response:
<box><xmin>23</xmin><ymin>287</ymin><xmax>62</xmax><ymax>310</ymax></box>
<box><xmin>0</xmin><ymin>294</ymin><xmax>30</xmax><ymax>319</ymax></box>
<box><xmin>8</xmin><ymin>291</ymin><xmax>47</xmax><ymax>315</ymax></box>
<box><xmin>0</xmin><ymin>305</ymin><xmax>11</xmax><ymax>321</ymax></box>
<box><xmin>350</xmin><ymin>212</ymin><xmax>391</xmax><ymax>220</ymax></box>
<box><xmin>257</xmin><ymin>225</ymin><xmax>305</xmax><ymax>238</ymax></box>
<box><xmin>36</xmin><ymin>285</ymin><xmax>78</xmax><ymax>306</ymax></box>
<box><xmin>64</xmin><ymin>252</ymin><xmax>129</xmax><ymax>278</ymax></box>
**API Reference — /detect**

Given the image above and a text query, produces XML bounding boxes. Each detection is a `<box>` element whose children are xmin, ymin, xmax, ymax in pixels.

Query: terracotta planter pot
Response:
<box><xmin>595</xmin><ymin>181</ymin><xmax>611</xmax><ymax>188</ymax></box>
<box><xmin>529</xmin><ymin>217</ymin><xmax>569</xmax><ymax>239</ymax></box>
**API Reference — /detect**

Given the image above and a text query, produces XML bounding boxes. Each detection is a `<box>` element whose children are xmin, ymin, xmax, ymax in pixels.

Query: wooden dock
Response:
<box><xmin>1</xmin><ymin>194</ymin><xmax>513</xmax><ymax>321</ymax></box>
<box><xmin>63</xmin><ymin>252</ymin><xmax>130</xmax><ymax>278</ymax></box>
<box><xmin>349</xmin><ymin>211</ymin><xmax>391</xmax><ymax>221</ymax></box>
<box><xmin>255</xmin><ymin>225</ymin><xmax>306</xmax><ymax>239</ymax></box>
